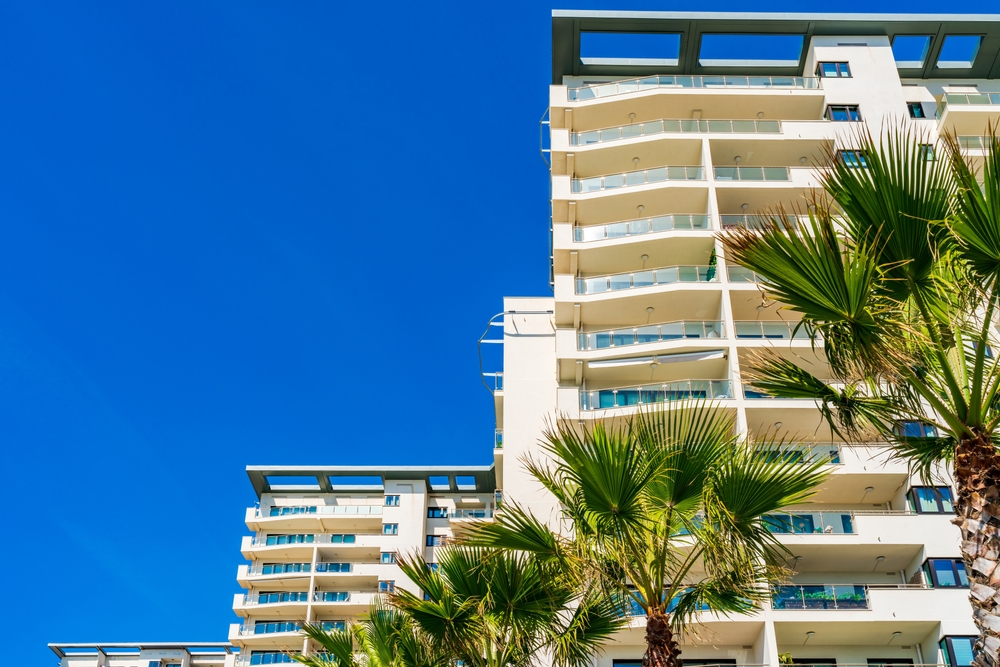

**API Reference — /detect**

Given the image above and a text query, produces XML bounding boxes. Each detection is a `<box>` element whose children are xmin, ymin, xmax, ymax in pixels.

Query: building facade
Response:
<box><xmin>48</xmin><ymin>643</ymin><xmax>237</xmax><ymax>667</ymax></box>
<box><xmin>490</xmin><ymin>11</ymin><xmax>1000</xmax><ymax>667</ymax></box>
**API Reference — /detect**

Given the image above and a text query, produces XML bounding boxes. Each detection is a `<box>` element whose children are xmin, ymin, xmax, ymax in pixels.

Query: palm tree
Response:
<box><xmin>463</xmin><ymin>401</ymin><xmax>828</xmax><ymax>667</ymax></box>
<box><xmin>292</xmin><ymin>600</ymin><xmax>444</xmax><ymax>667</ymax></box>
<box><xmin>718</xmin><ymin>127</ymin><xmax>1000</xmax><ymax>667</ymax></box>
<box><xmin>390</xmin><ymin>543</ymin><xmax>625</xmax><ymax>667</ymax></box>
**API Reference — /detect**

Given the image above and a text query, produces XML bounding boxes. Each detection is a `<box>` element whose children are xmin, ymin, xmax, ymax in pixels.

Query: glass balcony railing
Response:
<box><xmin>571</xmin><ymin>119</ymin><xmax>781</xmax><ymax>145</ymax></box>
<box><xmin>579</xmin><ymin>321</ymin><xmax>724</xmax><ymax>350</ymax></box>
<box><xmin>248</xmin><ymin>562</ymin><xmax>353</xmax><ymax>576</ymax></box>
<box><xmin>568</xmin><ymin>75</ymin><xmax>821</xmax><ymax>101</ymax></box>
<box><xmin>573</xmin><ymin>166</ymin><xmax>704</xmax><ymax>193</ymax></box>
<box><xmin>575</xmin><ymin>214</ymin><xmax>710</xmax><ymax>242</ymax></box>
<box><xmin>248</xmin><ymin>591</ymin><xmax>310</xmax><ymax>605</ymax></box>
<box><xmin>764</xmin><ymin>511</ymin><xmax>855</xmax><ymax>534</ymax></box>
<box><xmin>727</xmin><ymin>266</ymin><xmax>769</xmax><ymax>283</ymax></box>
<box><xmin>577</xmin><ymin>265</ymin><xmax>717</xmax><ymax>294</ymax></box>
<box><xmin>714</xmin><ymin>166</ymin><xmax>790</xmax><ymax>181</ymax></box>
<box><xmin>754</xmin><ymin>444</ymin><xmax>842</xmax><ymax>465</ymax></box>
<box><xmin>250</xmin><ymin>533</ymin><xmax>368</xmax><ymax>547</ymax></box>
<box><xmin>313</xmin><ymin>591</ymin><xmax>352</xmax><ymax>602</ymax></box>
<box><xmin>733</xmin><ymin>320</ymin><xmax>814</xmax><ymax>340</ymax></box>
<box><xmin>772</xmin><ymin>584</ymin><xmax>869</xmax><ymax>610</ymax></box>
<box><xmin>240</xmin><ymin>620</ymin><xmax>345</xmax><ymax>636</ymax></box>
<box><xmin>581</xmin><ymin>380</ymin><xmax>733</xmax><ymax>410</ymax></box>
<box><xmin>261</xmin><ymin>505</ymin><xmax>382</xmax><ymax>517</ymax></box>
<box><xmin>720</xmin><ymin>214</ymin><xmax>801</xmax><ymax>230</ymax></box>
<box><xmin>939</xmin><ymin>92</ymin><xmax>1000</xmax><ymax>117</ymax></box>
<box><xmin>957</xmin><ymin>136</ymin><xmax>998</xmax><ymax>150</ymax></box>
<box><xmin>450</xmin><ymin>509</ymin><xmax>493</xmax><ymax>519</ymax></box>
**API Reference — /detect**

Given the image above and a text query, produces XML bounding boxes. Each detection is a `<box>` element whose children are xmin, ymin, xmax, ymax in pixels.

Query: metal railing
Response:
<box><xmin>260</xmin><ymin>505</ymin><xmax>382</xmax><ymax>518</ymax></box>
<box><xmin>247</xmin><ymin>562</ymin><xmax>355</xmax><ymax>576</ymax></box>
<box><xmin>714</xmin><ymin>166</ymin><xmax>790</xmax><ymax>181</ymax></box>
<box><xmin>484</xmin><ymin>372</ymin><xmax>503</xmax><ymax>391</ymax></box>
<box><xmin>244</xmin><ymin>591</ymin><xmax>311</xmax><ymax>605</ymax></box>
<box><xmin>579</xmin><ymin>321</ymin><xmax>724</xmax><ymax>350</ymax></box>
<box><xmin>573</xmin><ymin>166</ymin><xmax>704</xmax><ymax>193</ymax></box>
<box><xmin>764</xmin><ymin>511</ymin><xmax>855</xmax><ymax>534</ymax></box>
<box><xmin>727</xmin><ymin>266</ymin><xmax>769</xmax><ymax>283</ymax></box>
<box><xmin>720</xmin><ymin>214</ymin><xmax>802</xmax><ymax>230</ymax></box>
<box><xmin>568</xmin><ymin>75</ymin><xmax>821</xmax><ymax>101</ymax></box>
<box><xmin>733</xmin><ymin>320</ymin><xmax>814</xmax><ymax>340</ymax></box>
<box><xmin>772</xmin><ymin>584</ymin><xmax>868</xmax><ymax>609</ymax></box>
<box><xmin>239</xmin><ymin>620</ymin><xmax>345</xmax><ymax>636</ymax></box>
<box><xmin>581</xmin><ymin>380</ymin><xmax>733</xmax><ymax>411</ymax></box>
<box><xmin>577</xmin><ymin>265</ymin><xmax>717</xmax><ymax>294</ymax></box>
<box><xmin>313</xmin><ymin>591</ymin><xmax>353</xmax><ymax>602</ymax></box>
<box><xmin>571</xmin><ymin>118</ymin><xmax>781</xmax><ymax>145</ymax></box>
<box><xmin>250</xmin><ymin>533</ymin><xmax>374</xmax><ymax>547</ymax></box>
<box><xmin>575</xmin><ymin>214</ymin><xmax>710</xmax><ymax>241</ymax></box>
<box><xmin>754</xmin><ymin>443</ymin><xmax>843</xmax><ymax>465</ymax></box>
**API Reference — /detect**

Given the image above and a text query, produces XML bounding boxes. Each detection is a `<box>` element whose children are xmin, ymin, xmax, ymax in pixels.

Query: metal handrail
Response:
<box><xmin>720</xmin><ymin>214</ymin><xmax>803</xmax><ymax>230</ymax></box>
<box><xmin>727</xmin><ymin>266</ymin><xmax>770</xmax><ymax>284</ymax></box>
<box><xmin>567</xmin><ymin>75</ymin><xmax>821</xmax><ymax>101</ymax></box>
<box><xmin>576</xmin><ymin>265</ymin><xmax>718</xmax><ymax>294</ymax></box>
<box><xmin>575</xmin><ymin>214</ymin><xmax>710</xmax><ymax>241</ymax></box>
<box><xmin>771</xmin><ymin>583</ymin><xmax>869</xmax><ymax>609</ymax></box>
<box><xmin>579</xmin><ymin>321</ymin><xmax>725</xmax><ymax>350</ymax></box>
<box><xmin>571</xmin><ymin>118</ymin><xmax>781</xmax><ymax>145</ymax></box>
<box><xmin>733</xmin><ymin>320</ymin><xmax>815</xmax><ymax>340</ymax></box>
<box><xmin>245</xmin><ymin>561</ymin><xmax>361</xmax><ymax>576</ymax></box>
<box><xmin>249</xmin><ymin>533</ymin><xmax>378</xmax><ymax>547</ymax></box>
<box><xmin>714</xmin><ymin>166</ymin><xmax>790</xmax><ymax>181</ymax></box>
<box><xmin>572</xmin><ymin>166</ymin><xmax>704</xmax><ymax>193</ymax></box>
<box><xmin>581</xmin><ymin>380</ymin><xmax>733</xmax><ymax>410</ymax></box>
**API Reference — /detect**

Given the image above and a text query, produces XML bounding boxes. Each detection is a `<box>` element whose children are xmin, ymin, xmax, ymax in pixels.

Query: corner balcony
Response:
<box><xmin>229</xmin><ymin>620</ymin><xmax>346</xmax><ymax>648</ymax></box>
<box><xmin>733</xmin><ymin>320</ymin><xmax>817</xmax><ymax>342</ymax></box>
<box><xmin>240</xmin><ymin>532</ymin><xmax>383</xmax><ymax>559</ymax></box>
<box><xmin>720</xmin><ymin>214</ymin><xmax>803</xmax><ymax>231</ymax></box>
<box><xmin>567</xmin><ymin>75</ymin><xmax>821</xmax><ymax>102</ymax></box>
<box><xmin>246</xmin><ymin>504</ymin><xmax>383</xmax><ymax>531</ymax></box>
<box><xmin>574</xmin><ymin>214</ymin><xmax>710</xmax><ymax>242</ymax></box>
<box><xmin>572</xmin><ymin>165</ymin><xmax>705</xmax><ymax>194</ymax></box>
<box><xmin>237</xmin><ymin>561</ymin><xmax>387</xmax><ymax>588</ymax></box>
<box><xmin>714</xmin><ymin>166</ymin><xmax>791</xmax><ymax>182</ymax></box>
<box><xmin>580</xmin><ymin>379</ymin><xmax>733</xmax><ymax>411</ymax></box>
<box><xmin>570</xmin><ymin>118</ymin><xmax>782</xmax><ymax>147</ymax></box>
<box><xmin>579</xmin><ymin>321</ymin><xmax>725</xmax><ymax>351</ymax></box>
<box><xmin>233</xmin><ymin>591</ymin><xmax>310</xmax><ymax>618</ymax></box>
<box><xmin>938</xmin><ymin>92</ymin><xmax>1000</xmax><ymax>135</ymax></box>
<box><xmin>576</xmin><ymin>265</ymin><xmax>717</xmax><ymax>295</ymax></box>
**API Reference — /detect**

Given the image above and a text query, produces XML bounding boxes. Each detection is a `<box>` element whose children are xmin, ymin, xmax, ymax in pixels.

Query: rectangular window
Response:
<box><xmin>838</xmin><ymin>150</ymin><xmax>868</xmax><ymax>168</ymax></box>
<box><xmin>895</xmin><ymin>421</ymin><xmax>937</xmax><ymax>438</ymax></box>
<box><xmin>909</xmin><ymin>486</ymin><xmax>955</xmax><ymax>513</ymax></box>
<box><xmin>379</xmin><ymin>580</ymin><xmax>395</xmax><ymax>593</ymax></box>
<box><xmin>384</xmin><ymin>495</ymin><xmax>400</xmax><ymax>507</ymax></box>
<box><xmin>381</xmin><ymin>551</ymin><xmax>397</xmax><ymax>564</ymax></box>
<box><xmin>826</xmin><ymin>105</ymin><xmax>862</xmax><ymax>121</ymax></box>
<box><xmin>426</xmin><ymin>535</ymin><xmax>446</xmax><ymax>547</ymax></box>
<box><xmin>427</xmin><ymin>507</ymin><xmax>448</xmax><ymax>518</ymax></box>
<box><xmin>920</xmin><ymin>144</ymin><xmax>936</xmax><ymax>161</ymax></box>
<box><xmin>250</xmin><ymin>651</ymin><xmax>296</xmax><ymax>664</ymax></box>
<box><xmin>923</xmin><ymin>558</ymin><xmax>969</xmax><ymax>588</ymax></box>
<box><xmin>941</xmin><ymin>636</ymin><xmax>976</xmax><ymax>667</ymax></box>
<box><xmin>382</xmin><ymin>523</ymin><xmax>399</xmax><ymax>535</ymax></box>
<box><xmin>908</xmin><ymin>102</ymin><xmax>927</xmax><ymax>118</ymax></box>
<box><xmin>818</xmin><ymin>62</ymin><xmax>851</xmax><ymax>77</ymax></box>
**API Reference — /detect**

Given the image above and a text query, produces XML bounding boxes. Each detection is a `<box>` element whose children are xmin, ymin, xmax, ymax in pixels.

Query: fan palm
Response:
<box><xmin>462</xmin><ymin>401</ymin><xmax>827</xmax><ymax>667</ymax></box>
<box><xmin>719</xmin><ymin>126</ymin><xmax>1000</xmax><ymax>667</ymax></box>
<box><xmin>292</xmin><ymin>599</ymin><xmax>444</xmax><ymax>667</ymax></box>
<box><xmin>390</xmin><ymin>543</ymin><xmax>625</xmax><ymax>667</ymax></box>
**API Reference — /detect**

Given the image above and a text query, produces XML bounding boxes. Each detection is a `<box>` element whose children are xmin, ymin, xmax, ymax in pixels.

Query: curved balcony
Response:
<box><xmin>733</xmin><ymin>320</ymin><xmax>814</xmax><ymax>340</ymax></box>
<box><xmin>576</xmin><ymin>265</ymin><xmax>717</xmax><ymax>295</ymax></box>
<box><xmin>571</xmin><ymin>118</ymin><xmax>781</xmax><ymax>146</ymax></box>
<box><xmin>727</xmin><ymin>266</ymin><xmax>769</xmax><ymax>284</ymax></box>
<box><xmin>720</xmin><ymin>214</ymin><xmax>801</xmax><ymax>230</ymax></box>
<box><xmin>581</xmin><ymin>379</ymin><xmax>733</xmax><ymax>411</ymax></box>
<box><xmin>579</xmin><ymin>321</ymin><xmax>724</xmax><ymax>350</ymax></box>
<box><xmin>575</xmin><ymin>214</ymin><xmax>710</xmax><ymax>242</ymax></box>
<box><xmin>568</xmin><ymin>75</ymin><xmax>821</xmax><ymax>101</ymax></box>
<box><xmin>572</xmin><ymin>166</ymin><xmax>704</xmax><ymax>193</ymax></box>
<box><xmin>714</xmin><ymin>166</ymin><xmax>790</xmax><ymax>182</ymax></box>
<box><xmin>755</xmin><ymin>443</ymin><xmax>843</xmax><ymax>465</ymax></box>
<box><xmin>259</xmin><ymin>505</ymin><xmax>382</xmax><ymax>518</ymax></box>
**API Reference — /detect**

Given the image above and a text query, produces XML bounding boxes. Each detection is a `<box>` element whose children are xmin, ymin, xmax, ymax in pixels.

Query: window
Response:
<box><xmin>257</xmin><ymin>591</ymin><xmax>310</xmax><ymax>603</ymax></box>
<box><xmin>381</xmin><ymin>551</ymin><xmax>397</xmax><ymax>564</ymax></box>
<box><xmin>895</xmin><ymin>420</ymin><xmax>938</xmax><ymax>438</ymax></box>
<box><xmin>427</xmin><ymin>507</ymin><xmax>448</xmax><ymax>518</ymax></box>
<box><xmin>908</xmin><ymin>102</ymin><xmax>927</xmax><ymax>118</ymax></box>
<box><xmin>920</xmin><ymin>144</ymin><xmax>936</xmax><ymax>161</ymax></box>
<box><xmin>315</xmin><ymin>562</ymin><xmax>350</xmax><ymax>573</ymax></box>
<box><xmin>838</xmin><ymin>150</ymin><xmax>868</xmax><ymax>168</ymax></box>
<box><xmin>315</xmin><ymin>591</ymin><xmax>350</xmax><ymax>601</ymax></box>
<box><xmin>826</xmin><ymin>105</ymin><xmax>862</xmax><ymax>121</ymax></box>
<box><xmin>817</xmin><ymin>62</ymin><xmax>851</xmax><ymax>77</ymax></box>
<box><xmin>923</xmin><ymin>558</ymin><xmax>969</xmax><ymax>588</ymax></box>
<box><xmin>940</xmin><ymin>636</ymin><xmax>976</xmax><ymax>667</ymax></box>
<box><xmin>426</xmin><ymin>535</ymin><xmax>446</xmax><ymax>547</ymax></box>
<box><xmin>382</xmin><ymin>523</ymin><xmax>399</xmax><ymax>535</ymax></box>
<box><xmin>379</xmin><ymin>580</ymin><xmax>395</xmax><ymax>593</ymax></box>
<box><xmin>264</xmin><ymin>534</ymin><xmax>314</xmax><ymax>546</ymax></box>
<box><xmin>319</xmin><ymin>621</ymin><xmax>346</xmax><ymax>631</ymax></box>
<box><xmin>261</xmin><ymin>562</ymin><xmax>310</xmax><ymax>575</ymax></box>
<box><xmin>250</xmin><ymin>653</ymin><xmax>296</xmax><ymax>665</ymax></box>
<box><xmin>254</xmin><ymin>621</ymin><xmax>302</xmax><ymax>635</ymax></box>
<box><xmin>384</xmin><ymin>495</ymin><xmax>400</xmax><ymax>507</ymax></box>
<box><xmin>909</xmin><ymin>486</ymin><xmax>955</xmax><ymax>514</ymax></box>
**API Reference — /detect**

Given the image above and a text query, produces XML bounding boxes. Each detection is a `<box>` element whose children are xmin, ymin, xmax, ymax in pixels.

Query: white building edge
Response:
<box><xmin>52</xmin><ymin>11</ymin><xmax>1000</xmax><ymax>667</ymax></box>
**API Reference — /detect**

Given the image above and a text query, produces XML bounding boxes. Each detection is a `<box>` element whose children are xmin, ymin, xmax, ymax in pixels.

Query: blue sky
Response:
<box><xmin>0</xmin><ymin>0</ymin><xmax>992</xmax><ymax>663</ymax></box>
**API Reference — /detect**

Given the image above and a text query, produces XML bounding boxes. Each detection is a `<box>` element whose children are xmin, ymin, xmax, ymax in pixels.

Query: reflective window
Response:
<box><xmin>838</xmin><ymin>150</ymin><xmax>868</xmax><ymax>168</ymax></box>
<box><xmin>818</xmin><ymin>62</ymin><xmax>851</xmax><ymax>77</ymax></box>
<box><xmin>827</xmin><ymin>105</ymin><xmax>862</xmax><ymax>121</ymax></box>
<box><xmin>379</xmin><ymin>580</ymin><xmax>395</xmax><ymax>593</ymax></box>
<box><xmin>381</xmin><ymin>551</ymin><xmax>397</xmax><ymax>564</ymax></box>
<box><xmin>909</xmin><ymin>486</ymin><xmax>955</xmax><ymax>514</ymax></box>
<box><xmin>427</xmin><ymin>507</ymin><xmax>448</xmax><ymax>518</ymax></box>
<box><xmin>895</xmin><ymin>421</ymin><xmax>937</xmax><ymax>437</ymax></box>
<box><xmin>383</xmin><ymin>523</ymin><xmax>399</xmax><ymax>535</ymax></box>
<box><xmin>923</xmin><ymin>558</ymin><xmax>969</xmax><ymax>588</ymax></box>
<box><xmin>384</xmin><ymin>495</ymin><xmax>400</xmax><ymax>507</ymax></box>
<box><xmin>426</xmin><ymin>535</ymin><xmax>446</xmax><ymax>546</ymax></box>
<box><xmin>940</xmin><ymin>636</ymin><xmax>976</xmax><ymax>667</ymax></box>
<box><xmin>908</xmin><ymin>102</ymin><xmax>927</xmax><ymax>118</ymax></box>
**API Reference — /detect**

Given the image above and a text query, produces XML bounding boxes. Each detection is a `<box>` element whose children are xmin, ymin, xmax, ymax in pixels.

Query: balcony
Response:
<box><xmin>449</xmin><ymin>509</ymin><xmax>493</xmax><ymax>519</ymax></box>
<box><xmin>733</xmin><ymin>321</ymin><xmax>813</xmax><ymax>341</ymax></box>
<box><xmin>579</xmin><ymin>321</ymin><xmax>725</xmax><ymax>350</ymax></box>
<box><xmin>574</xmin><ymin>214</ymin><xmax>710</xmax><ymax>242</ymax></box>
<box><xmin>259</xmin><ymin>505</ymin><xmax>382</xmax><ymax>518</ymax></box>
<box><xmin>938</xmin><ymin>92</ymin><xmax>1000</xmax><ymax>134</ymax></box>
<box><xmin>755</xmin><ymin>443</ymin><xmax>843</xmax><ymax>465</ymax></box>
<box><xmin>571</xmin><ymin>118</ymin><xmax>781</xmax><ymax>146</ymax></box>
<box><xmin>772</xmin><ymin>584</ymin><xmax>869</xmax><ymax>610</ymax></box>
<box><xmin>567</xmin><ymin>75</ymin><xmax>821</xmax><ymax>101</ymax></box>
<box><xmin>714</xmin><ymin>166</ymin><xmax>789</xmax><ymax>182</ymax></box>
<box><xmin>581</xmin><ymin>379</ymin><xmax>733</xmax><ymax>410</ymax></box>
<box><xmin>727</xmin><ymin>266</ymin><xmax>768</xmax><ymax>284</ymax></box>
<box><xmin>248</xmin><ymin>504</ymin><xmax>383</xmax><ymax>531</ymax></box>
<box><xmin>764</xmin><ymin>511</ymin><xmax>855</xmax><ymax>535</ymax></box>
<box><xmin>576</xmin><ymin>265</ymin><xmax>717</xmax><ymax>295</ymax></box>
<box><xmin>241</xmin><ymin>533</ymin><xmax>383</xmax><ymax>559</ymax></box>
<box><xmin>572</xmin><ymin>166</ymin><xmax>704</xmax><ymax>193</ymax></box>
<box><xmin>720</xmin><ymin>214</ymin><xmax>801</xmax><ymax>230</ymax></box>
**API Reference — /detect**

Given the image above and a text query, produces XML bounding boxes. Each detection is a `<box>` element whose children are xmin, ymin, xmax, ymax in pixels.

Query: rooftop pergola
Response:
<box><xmin>246</xmin><ymin>464</ymin><xmax>496</xmax><ymax>497</ymax></box>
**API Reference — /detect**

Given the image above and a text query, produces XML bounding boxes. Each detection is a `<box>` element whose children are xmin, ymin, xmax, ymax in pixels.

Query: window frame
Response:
<box><xmin>907</xmin><ymin>102</ymin><xmax>927</xmax><ymax>118</ymax></box>
<box><xmin>908</xmin><ymin>486</ymin><xmax>955</xmax><ymax>514</ymax></box>
<box><xmin>427</xmin><ymin>507</ymin><xmax>448</xmax><ymax>519</ymax></box>
<box><xmin>378</xmin><ymin>580</ymin><xmax>396</xmax><ymax>593</ymax></box>
<box><xmin>426</xmin><ymin>534</ymin><xmax>446</xmax><ymax>547</ymax></box>
<box><xmin>922</xmin><ymin>558</ymin><xmax>969</xmax><ymax>588</ymax></box>
<box><xmin>382</xmin><ymin>523</ymin><xmax>399</xmax><ymax>535</ymax></box>
<box><xmin>380</xmin><ymin>551</ymin><xmax>397</xmax><ymax>564</ymax></box>
<box><xmin>384</xmin><ymin>495</ymin><xmax>400</xmax><ymax>507</ymax></box>
<box><xmin>940</xmin><ymin>636</ymin><xmax>977</xmax><ymax>667</ymax></box>
<box><xmin>826</xmin><ymin>104</ymin><xmax>862</xmax><ymax>121</ymax></box>
<box><xmin>817</xmin><ymin>61</ymin><xmax>852</xmax><ymax>77</ymax></box>
<box><xmin>837</xmin><ymin>149</ymin><xmax>868</xmax><ymax>168</ymax></box>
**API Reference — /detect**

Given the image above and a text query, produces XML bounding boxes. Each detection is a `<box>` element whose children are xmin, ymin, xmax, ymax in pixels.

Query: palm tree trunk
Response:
<box><xmin>643</xmin><ymin>610</ymin><xmax>681</xmax><ymax>667</ymax></box>
<box><xmin>954</xmin><ymin>432</ymin><xmax>1000</xmax><ymax>667</ymax></box>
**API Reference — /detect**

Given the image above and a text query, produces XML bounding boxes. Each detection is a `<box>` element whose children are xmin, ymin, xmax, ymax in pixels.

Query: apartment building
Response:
<box><xmin>48</xmin><ymin>643</ymin><xmax>237</xmax><ymax>667</ymax></box>
<box><xmin>486</xmin><ymin>11</ymin><xmax>1000</xmax><ymax>667</ymax></box>
<box><xmin>228</xmin><ymin>465</ymin><xmax>496</xmax><ymax>665</ymax></box>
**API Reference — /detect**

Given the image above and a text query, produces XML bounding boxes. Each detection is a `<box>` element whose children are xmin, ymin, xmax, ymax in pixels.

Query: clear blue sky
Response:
<box><xmin>0</xmin><ymin>0</ymin><xmax>991</xmax><ymax>663</ymax></box>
